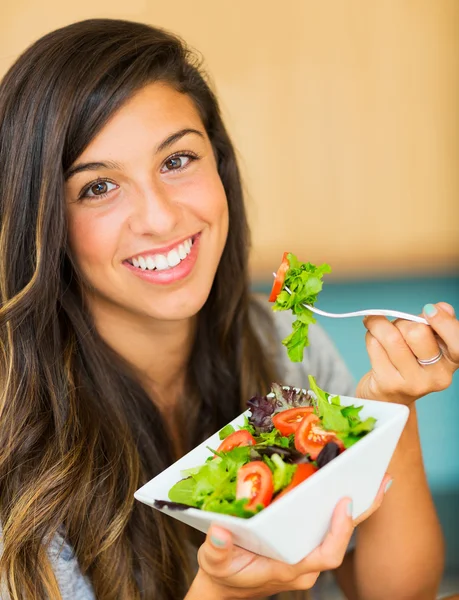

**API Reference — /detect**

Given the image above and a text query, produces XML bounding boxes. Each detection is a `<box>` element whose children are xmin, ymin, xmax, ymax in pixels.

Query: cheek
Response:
<box><xmin>188</xmin><ymin>170</ymin><xmax>229</xmax><ymax>231</ymax></box>
<box><xmin>67</xmin><ymin>210</ymin><xmax>119</xmax><ymax>275</ymax></box>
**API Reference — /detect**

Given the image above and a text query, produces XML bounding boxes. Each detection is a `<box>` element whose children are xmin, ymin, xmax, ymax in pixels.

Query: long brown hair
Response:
<box><xmin>0</xmin><ymin>19</ymin><xmax>279</xmax><ymax>600</ymax></box>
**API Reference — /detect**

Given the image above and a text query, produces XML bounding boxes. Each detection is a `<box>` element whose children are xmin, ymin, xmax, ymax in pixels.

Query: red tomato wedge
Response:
<box><xmin>275</xmin><ymin>463</ymin><xmax>318</xmax><ymax>501</ymax></box>
<box><xmin>294</xmin><ymin>413</ymin><xmax>344</xmax><ymax>460</ymax></box>
<box><xmin>216</xmin><ymin>430</ymin><xmax>256</xmax><ymax>454</ymax></box>
<box><xmin>272</xmin><ymin>407</ymin><xmax>315</xmax><ymax>436</ymax></box>
<box><xmin>269</xmin><ymin>252</ymin><xmax>290</xmax><ymax>302</ymax></box>
<box><xmin>236</xmin><ymin>461</ymin><xmax>273</xmax><ymax>511</ymax></box>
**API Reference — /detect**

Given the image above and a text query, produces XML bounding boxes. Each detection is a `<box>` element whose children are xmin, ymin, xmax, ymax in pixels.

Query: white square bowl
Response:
<box><xmin>134</xmin><ymin>394</ymin><xmax>409</xmax><ymax>564</ymax></box>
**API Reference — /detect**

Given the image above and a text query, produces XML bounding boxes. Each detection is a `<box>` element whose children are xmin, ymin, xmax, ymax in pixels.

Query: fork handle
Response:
<box><xmin>277</xmin><ymin>278</ymin><xmax>430</xmax><ymax>325</ymax></box>
<box><xmin>304</xmin><ymin>305</ymin><xmax>429</xmax><ymax>325</ymax></box>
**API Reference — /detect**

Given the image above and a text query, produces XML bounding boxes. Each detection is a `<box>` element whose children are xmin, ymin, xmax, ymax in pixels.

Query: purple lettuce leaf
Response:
<box><xmin>247</xmin><ymin>383</ymin><xmax>314</xmax><ymax>433</ymax></box>
<box><xmin>246</xmin><ymin>394</ymin><xmax>276</xmax><ymax>432</ymax></box>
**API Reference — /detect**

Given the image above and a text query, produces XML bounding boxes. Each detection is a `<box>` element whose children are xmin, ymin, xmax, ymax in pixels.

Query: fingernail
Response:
<box><xmin>384</xmin><ymin>479</ymin><xmax>393</xmax><ymax>494</ymax></box>
<box><xmin>210</xmin><ymin>534</ymin><xmax>227</xmax><ymax>548</ymax></box>
<box><xmin>347</xmin><ymin>500</ymin><xmax>353</xmax><ymax>517</ymax></box>
<box><xmin>423</xmin><ymin>304</ymin><xmax>437</xmax><ymax>317</ymax></box>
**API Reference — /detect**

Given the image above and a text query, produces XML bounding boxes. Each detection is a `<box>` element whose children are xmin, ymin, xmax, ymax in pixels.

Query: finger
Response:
<box><xmin>423</xmin><ymin>303</ymin><xmax>459</xmax><ymax>364</ymax></box>
<box><xmin>198</xmin><ymin>526</ymin><xmax>233</xmax><ymax>577</ymax></box>
<box><xmin>365</xmin><ymin>331</ymin><xmax>400</xmax><ymax>378</ymax></box>
<box><xmin>435</xmin><ymin>302</ymin><xmax>455</xmax><ymax>317</ymax></box>
<box><xmin>393</xmin><ymin>319</ymin><xmax>441</xmax><ymax>364</ymax></box>
<box><xmin>363</xmin><ymin>316</ymin><xmax>419</xmax><ymax>377</ymax></box>
<box><xmin>357</xmin><ymin>332</ymin><xmax>403</xmax><ymax>399</ymax></box>
<box><xmin>289</xmin><ymin>570</ymin><xmax>321</xmax><ymax>591</ymax></box>
<box><xmin>393</xmin><ymin>316</ymin><xmax>453</xmax><ymax>393</ymax></box>
<box><xmin>353</xmin><ymin>473</ymin><xmax>392</xmax><ymax>526</ymax></box>
<box><xmin>297</xmin><ymin>497</ymin><xmax>354</xmax><ymax>573</ymax></box>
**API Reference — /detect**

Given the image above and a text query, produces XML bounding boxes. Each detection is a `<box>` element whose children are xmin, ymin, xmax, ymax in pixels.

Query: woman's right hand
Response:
<box><xmin>186</xmin><ymin>473</ymin><xmax>391</xmax><ymax>600</ymax></box>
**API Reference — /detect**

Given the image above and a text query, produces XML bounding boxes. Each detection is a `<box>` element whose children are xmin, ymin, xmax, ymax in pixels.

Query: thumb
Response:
<box><xmin>198</xmin><ymin>525</ymin><xmax>233</xmax><ymax>576</ymax></box>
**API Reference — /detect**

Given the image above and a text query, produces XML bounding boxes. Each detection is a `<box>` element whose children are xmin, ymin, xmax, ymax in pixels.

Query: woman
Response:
<box><xmin>0</xmin><ymin>19</ymin><xmax>457</xmax><ymax>600</ymax></box>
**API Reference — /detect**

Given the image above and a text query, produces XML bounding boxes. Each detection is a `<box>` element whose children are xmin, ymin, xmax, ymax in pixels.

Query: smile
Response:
<box><xmin>127</xmin><ymin>236</ymin><xmax>195</xmax><ymax>272</ymax></box>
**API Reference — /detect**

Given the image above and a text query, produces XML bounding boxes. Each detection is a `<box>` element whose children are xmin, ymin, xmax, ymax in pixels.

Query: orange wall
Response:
<box><xmin>1</xmin><ymin>0</ymin><xmax>458</xmax><ymax>279</ymax></box>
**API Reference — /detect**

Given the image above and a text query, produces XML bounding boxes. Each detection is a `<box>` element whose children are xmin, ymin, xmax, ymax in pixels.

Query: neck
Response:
<box><xmin>87</xmin><ymin>294</ymin><xmax>196</xmax><ymax>409</ymax></box>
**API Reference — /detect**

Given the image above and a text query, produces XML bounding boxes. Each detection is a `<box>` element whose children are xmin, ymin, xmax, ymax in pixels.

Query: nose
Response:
<box><xmin>128</xmin><ymin>180</ymin><xmax>182</xmax><ymax>237</ymax></box>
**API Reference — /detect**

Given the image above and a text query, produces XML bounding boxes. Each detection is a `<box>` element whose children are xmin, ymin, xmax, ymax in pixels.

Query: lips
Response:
<box><xmin>123</xmin><ymin>233</ymin><xmax>201</xmax><ymax>284</ymax></box>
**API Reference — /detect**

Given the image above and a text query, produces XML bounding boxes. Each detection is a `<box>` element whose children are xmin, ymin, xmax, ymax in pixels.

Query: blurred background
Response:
<box><xmin>1</xmin><ymin>0</ymin><xmax>458</xmax><ymax>596</ymax></box>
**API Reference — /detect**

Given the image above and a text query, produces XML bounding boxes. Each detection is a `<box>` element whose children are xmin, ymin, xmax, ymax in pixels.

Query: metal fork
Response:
<box><xmin>274</xmin><ymin>275</ymin><xmax>429</xmax><ymax>325</ymax></box>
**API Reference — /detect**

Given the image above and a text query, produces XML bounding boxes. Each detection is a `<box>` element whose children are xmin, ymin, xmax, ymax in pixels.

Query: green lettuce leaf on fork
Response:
<box><xmin>272</xmin><ymin>253</ymin><xmax>331</xmax><ymax>362</ymax></box>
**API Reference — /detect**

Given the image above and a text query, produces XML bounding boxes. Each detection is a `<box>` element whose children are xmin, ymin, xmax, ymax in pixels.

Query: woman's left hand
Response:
<box><xmin>356</xmin><ymin>302</ymin><xmax>459</xmax><ymax>404</ymax></box>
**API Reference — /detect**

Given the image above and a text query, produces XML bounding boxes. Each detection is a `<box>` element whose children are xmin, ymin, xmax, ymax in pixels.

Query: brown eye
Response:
<box><xmin>165</xmin><ymin>157</ymin><xmax>183</xmax><ymax>170</ymax></box>
<box><xmin>81</xmin><ymin>180</ymin><xmax>117</xmax><ymax>199</ymax></box>
<box><xmin>160</xmin><ymin>154</ymin><xmax>195</xmax><ymax>173</ymax></box>
<box><xmin>90</xmin><ymin>181</ymin><xmax>109</xmax><ymax>195</ymax></box>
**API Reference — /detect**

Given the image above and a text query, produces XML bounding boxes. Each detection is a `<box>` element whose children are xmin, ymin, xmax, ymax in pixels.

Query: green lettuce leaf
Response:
<box><xmin>238</xmin><ymin>414</ymin><xmax>256</xmax><ymax>436</ymax></box>
<box><xmin>168</xmin><ymin>477</ymin><xmax>199</xmax><ymax>506</ymax></box>
<box><xmin>308</xmin><ymin>375</ymin><xmax>376</xmax><ymax>449</ymax></box>
<box><xmin>272</xmin><ymin>253</ymin><xmax>331</xmax><ymax>362</ymax></box>
<box><xmin>347</xmin><ymin>417</ymin><xmax>377</xmax><ymax>436</ymax></box>
<box><xmin>254</xmin><ymin>429</ymin><xmax>294</xmax><ymax>448</ymax></box>
<box><xmin>168</xmin><ymin>446</ymin><xmax>252</xmax><ymax>510</ymax></box>
<box><xmin>218</xmin><ymin>423</ymin><xmax>236</xmax><ymax>440</ymax></box>
<box><xmin>308</xmin><ymin>375</ymin><xmax>349</xmax><ymax>433</ymax></box>
<box><xmin>202</xmin><ymin>497</ymin><xmax>262</xmax><ymax>519</ymax></box>
<box><xmin>266</xmin><ymin>453</ymin><xmax>297</xmax><ymax>492</ymax></box>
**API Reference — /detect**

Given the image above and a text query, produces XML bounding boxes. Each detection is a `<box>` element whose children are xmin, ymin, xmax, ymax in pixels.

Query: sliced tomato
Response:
<box><xmin>272</xmin><ymin>407</ymin><xmax>315</xmax><ymax>436</ymax></box>
<box><xmin>294</xmin><ymin>413</ymin><xmax>344</xmax><ymax>460</ymax></box>
<box><xmin>236</xmin><ymin>461</ymin><xmax>273</xmax><ymax>511</ymax></box>
<box><xmin>269</xmin><ymin>252</ymin><xmax>290</xmax><ymax>302</ymax></box>
<box><xmin>275</xmin><ymin>463</ymin><xmax>318</xmax><ymax>501</ymax></box>
<box><xmin>216</xmin><ymin>430</ymin><xmax>256</xmax><ymax>454</ymax></box>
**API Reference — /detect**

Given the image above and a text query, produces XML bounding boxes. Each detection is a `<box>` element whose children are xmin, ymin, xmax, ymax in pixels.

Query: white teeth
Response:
<box><xmin>146</xmin><ymin>256</ymin><xmax>155</xmax><ymax>270</ymax></box>
<box><xmin>130</xmin><ymin>236</ymin><xmax>194</xmax><ymax>271</ymax></box>
<box><xmin>167</xmin><ymin>249</ymin><xmax>180</xmax><ymax>267</ymax></box>
<box><xmin>155</xmin><ymin>254</ymin><xmax>169</xmax><ymax>270</ymax></box>
<box><xmin>178</xmin><ymin>244</ymin><xmax>187</xmax><ymax>260</ymax></box>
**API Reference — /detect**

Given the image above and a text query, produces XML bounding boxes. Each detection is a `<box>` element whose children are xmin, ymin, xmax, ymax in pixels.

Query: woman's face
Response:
<box><xmin>65</xmin><ymin>83</ymin><xmax>229</xmax><ymax>322</ymax></box>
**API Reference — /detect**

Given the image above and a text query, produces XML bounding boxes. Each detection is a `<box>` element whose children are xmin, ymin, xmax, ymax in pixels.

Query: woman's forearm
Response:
<box><xmin>352</xmin><ymin>405</ymin><xmax>444</xmax><ymax>599</ymax></box>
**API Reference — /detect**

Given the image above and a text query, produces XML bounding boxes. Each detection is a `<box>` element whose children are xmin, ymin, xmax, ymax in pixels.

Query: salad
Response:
<box><xmin>159</xmin><ymin>376</ymin><xmax>376</xmax><ymax>519</ymax></box>
<box><xmin>270</xmin><ymin>251</ymin><xmax>331</xmax><ymax>362</ymax></box>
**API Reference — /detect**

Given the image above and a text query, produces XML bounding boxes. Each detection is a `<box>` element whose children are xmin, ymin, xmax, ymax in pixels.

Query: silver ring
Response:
<box><xmin>417</xmin><ymin>349</ymin><xmax>443</xmax><ymax>366</ymax></box>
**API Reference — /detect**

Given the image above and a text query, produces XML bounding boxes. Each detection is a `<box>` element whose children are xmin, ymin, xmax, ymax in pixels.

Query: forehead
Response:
<box><xmin>78</xmin><ymin>83</ymin><xmax>205</xmax><ymax>159</ymax></box>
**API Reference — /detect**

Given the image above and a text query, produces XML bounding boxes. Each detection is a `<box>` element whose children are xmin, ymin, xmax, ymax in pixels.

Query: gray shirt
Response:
<box><xmin>1</xmin><ymin>301</ymin><xmax>355</xmax><ymax>599</ymax></box>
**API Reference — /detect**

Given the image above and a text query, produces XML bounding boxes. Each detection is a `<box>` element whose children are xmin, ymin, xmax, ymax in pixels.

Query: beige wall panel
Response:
<box><xmin>1</xmin><ymin>1</ymin><xmax>458</xmax><ymax>280</ymax></box>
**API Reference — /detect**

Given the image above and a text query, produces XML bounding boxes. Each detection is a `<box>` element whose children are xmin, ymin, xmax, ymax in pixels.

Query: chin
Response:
<box><xmin>139</xmin><ymin>285</ymin><xmax>213</xmax><ymax>322</ymax></box>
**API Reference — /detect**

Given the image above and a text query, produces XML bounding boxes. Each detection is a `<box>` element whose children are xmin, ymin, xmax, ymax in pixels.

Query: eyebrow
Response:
<box><xmin>64</xmin><ymin>128</ymin><xmax>205</xmax><ymax>180</ymax></box>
